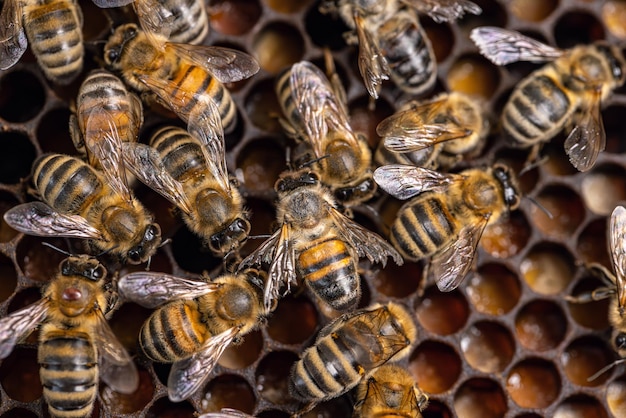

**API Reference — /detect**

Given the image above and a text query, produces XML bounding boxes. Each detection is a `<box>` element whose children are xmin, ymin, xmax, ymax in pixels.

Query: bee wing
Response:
<box><xmin>328</xmin><ymin>207</ymin><xmax>403</xmax><ymax>266</ymax></box>
<box><xmin>354</xmin><ymin>13</ymin><xmax>389</xmax><ymax>99</ymax></box>
<box><xmin>0</xmin><ymin>298</ymin><xmax>49</xmax><ymax>359</ymax></box>
<box><xmin>430</xmin><ymin>215</ymin><xmax>489</xmax><ymax>292</ymax></box>
<box><xmin>165</xmin><ymin>43</ymin><xmax>260</xmax><ymax>83</ymax></box>
<box><xmin>610</xmin><ymin>206</ymin><xmax>626</xmax><ymax>310</ymax></box>
<box><xmin>93</xmin><ymin>306</ymin><xmax>139</xmax><ymax>394</ymax></box>
<box><xmin>401</xmin><ymin>0</ymin><xmax>482</xmax><ymax>22</ymax></box>
<box><xmin>118</xmin><ymin>272</ymin><xmax>219</xmax><ymax>308</ymax></box>
<box><xmin>564</xmin><ymin>90</ymin><xmax>605</xmax><ymax>172</ymax></box>
<box><xmin>197</xmin><ymin>409</ymin><xmax>255</xmax><ymax>418</ymax></box>
<box><xmin>373</xmin><ymin>165</ymin><xmax>461</xmax><ymax>200</ymax></box>
<box><xmin>470</xmin><ymin>27</ymin><xmax>564</xmax><ymax>66</ymax></box>
<box><xmin>0</xmin><ymin>0</ymin><xmax>26</xmax><ymax>70</ymax></box>
<box><xmin>168</xmin><ymin>327</ymin><xmax>239</xmax><ymax>402</ymax></box>
<box><xmin>4</xmin><ymin>202</ymin><xmax>105</xmax><ymax>240</ymax></box>
<box><xmin>91</xmin><ymin>0</ymin><xmax>134</xmax><ymax>8</ymax></box>
<box><xmin>134</xmin><ymin>0</ymin><xmax>175</xmax><ymax>41</ymax></box>
<box><xmin>121</xmin><ymin>142</ymin><xmax>194</xmax><ymax>215</ymax></box>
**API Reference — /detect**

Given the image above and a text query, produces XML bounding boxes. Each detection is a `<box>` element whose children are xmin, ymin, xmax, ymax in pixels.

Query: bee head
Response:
<box><xmin>127</xmin><ymin>223</ymin><xmax>162</xmax><ymax>264</ymax></box>
<box><xmin>334</xmin><ymin>175</ymin><xmax>377</xmax><ymax>205</ymax></box>
<box><xmin>595</xmin><ymin>43</ymin><xmax>626</xmax><ymax>86</ymax></box>
<box><xmin>60</xmin><ymin>256</ymin><xmax>106</xmax><ymax>282</ymax></box>
<box><xmin>104</xmin><ymin>23</ymin><xmax>139</xmax><ymax>68</ymax></box>
<box><xmin>614</xmin><ymin>332</ymin><xmax>626</xmax><ymax>357</ymax></box>
<box><xmin>275</xmin><ymin>171</ymin><xmax>320</xmax><ymax>194</ymax></box>
<box><xmin>209</xmin><ymin>217</ymin><xmax>251</xmax><ymax>255</ymax></box>
<box><xmin>493</xmin><ymin>164</ymin><xmax>521</xmax><ymax>210</ymax></box>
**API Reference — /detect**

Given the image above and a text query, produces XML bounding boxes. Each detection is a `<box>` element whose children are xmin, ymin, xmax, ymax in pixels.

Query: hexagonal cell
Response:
<box><xmin>236</xmin><ymin>137</ymin><xmax>287</xmax><ymax>192</ymax></box>
<box><xmin>200</xmin><ymin>374</ymin><xmax>256</xmax><ymax>414</ymax></box>
<box><xmin>604</xmin><ymin>105</ymin><xmax>626</xmax><ymax>153</ymax></box>
<box><xmin>520</xmin><ymin>242</ymin><xmax>575</xmax><ymax>295</ymax></box>
<box><xmin>415</xmin><ymin>286</ymin><xmax>469</xmax><ymax>335</ymax></box>
<box><xmin>567</xmin><ymin>276</ymin><xmax>611</xmax><ymax>330</ymax></box>
<box><xmin>509</xmin><ymin>0</ymin><xmax>557</xmax><ymax>22</ymax></box>
<box><xmin>348</xmin><ymin>95</ymin><xmax>395</xmax><ymax>149</ymax></box>
<box><xmin>576</xmin><ymin>218</ymin><xmax>611</xmax><ymax>268</ymax></box>
<box><xmin>80</xmin><ymin>0</ymin><xmax>109</xmax><ymax>41</ymax></box>
<box><xmin>466</xmin><ymin>263</ymin><xmax>521</xmax><ymax>315</ymax></box>
<box><xmin>0</xmin><ymin>70</ymin><xmax>46</xmax><ymax>123</ymax></box>
<box><xmin>608</xmin><ymin>375</ymin><xmax>626</xmax><ymax>418</ymax></box>
<box><xmin>304</xmin><ymin>2</ymin><xmax>350</xmax><ymax>51</ymax></box>
<box><xmin>145</xmin><ymin>397</ymin><xmax>195</xmax><ymax>418</ymax></box>
<box><xmin>561</xmin><ymin>336</ymin><xmax>615</xmax><ymax>387</ymax></box>
<box><xmin>16</xmin><ymin>236</ymin><xmax>68</xmax><ymax>283</ymax></box>
<box><xmin>423</xmin><ymin>399</ymin><xmax>453</xmax><ymax>418</ymax></box>
<box><xmin>301</xmin><ymin>396</ymin><xmax>353</xmax><ymax>418</ymax></box>
<box><xmin>603</xmin><ymin>1</ymin><xmax>626</xmax><ymax>39</ymax></box>
<box><xmin>0</xmin><ymin>192</ymin><xmax>20</xmax><ymax>242</ymax></box>
<box><xmin>253</xmin><ymin>22</ymin><xmax>305</xmax><ymax>74</ymax></box>
<box><xmin>37</xmin><ymin>107</ymin><xmax>76</xmax><ymax>155</ymax></box>
<box><xmin>100</xmin><ymin>367</ymin><xmax>153</xmax><ymax>414</ymax></box>
<box><xmin>581</xmin><ymin>165</ymin><xmax>626</xmax><ymax>216</ymax></box>
<box><xmin>255</xmin><ymin>350</ymin><xmax>299</xmax><ymax>405</ymax></box>
<box><xmin>461</xmin><ymin>321</ymin><xmax>515</xmax><ymax>373</ymax></box>
<box><xmin>506</xmin><ymin>358</ymin><xmax>561</xmax><ymax>409</ymax></box>
<box><xmin>0</xmin><ymin>253</ymin><xmax>17</xmax><ymax>303</ymax></box>
<box><xmin>422</xmin><ymin>18</ymin><xmax>454</xmax><ymax>63</ymax></box>
<box><xmin>554</xmin><ymin>395</ymin><xmax>608</xmax><ymax>418</ymax></box>
<box><xmin>554</xmin><ymin>11</ymin><xmax>605</xmax><ymax>49</ymax></box>
<box><xmin>209</xmin><ymin>0</ymin><xmax>262</xmax><ymax>35</ymax></box>
<box><xmin>454</xmin><ymin>378</ymin><xmax>507</xmax><ymax>418</ymax></box>
<box><xmin>108</xmin><ymin>302</ymin><xmax>153</xmax><ymax>353</ymax></box>
<box><xmin>457</xmin><ymin>0</ymin><xmax>507</xmax><ymax>29</ymax></box>
<box><xmin>530</xmin><ymin>184</ymin><xmax>585</xmax><ymax>239</ymax></box>
<box><xmin>515</xmin><ymin>299</ymin><xmax>567</xmax><ymax>352</ymax></box>
<box><xmin>267</xmin><ymin>294</ymin><xmax>318</xmax><ymax>345</ymax></box>
<box><xmin>446</xmin><ymin>54</ymin><xmax>501</xmax><ymax>100</ymax></box>
<box><xmin>0</xmin><ymin>131</ymin><xmax>37</xmax><ymax>184</ymax></box>
<box><xmin>219</xmin><ymin>330</ymin><xmax>264</xmax><ymax>370</ymax></box>
<box><xmin>153</xmin><ymin>361</ymin><xmax>172</xmax><ymax>388</ymax></box>
<box><xmin>0</xmin><ymin>347</ymin><xmax>42</xmax><ymax>402</ymax></box>
<box><xmin>372</xmin><ymin>259</ymin><xmax>422</xmax><ymax>298</ymax></box>
<box><xmin>170</xmin><ymin>225</ymin><xmax>221</xmax><ymax>274</ymax></box>
<box><xmin>480</xmin><ymin>210</ymin><xmax>530</xmax><ymax>258</ymax></box>
<box><xmin>409</xmin><ymin>340</ymin><xmax>462</xmax><ymax>394</ymax></box>
<box><xmin>245</xmin><ymin>78</ymin><xmax>284</xmax><ymax>134</ymax></box>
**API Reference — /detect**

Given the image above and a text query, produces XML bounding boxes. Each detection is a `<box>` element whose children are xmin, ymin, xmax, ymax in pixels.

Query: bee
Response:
<box><xmin>0</xmin><ymin>255</ymin><xmax>138</xmax><ymax>418</ymax></box>
<box><xmin>239</xmin><ymin>170</ymin><xmax>402</xmax><ymax>312</ymax></box>
<box><xmin>275</xmin><ymin>58</ymin><xmax>376</xmax><ymax>207</ymax></box>
<box><xmin>103</xmin><ymin>9</ymin><xmax>259</xmax><ymax>133</ymax></box>
<box><xmin>289</xmin><ymin>302</ymin><xmax>417</xmax><ymax>410</ymax></box>
<box><xmin>470</xmin><ymin>26</ymin><xmax>626</xmax><ymax>172</ymax></box>
<box><xmin>374</xmin><ymin>163</ymin><xmax>521</xmax><ymax>292</ymax></box>
<box><xmin>138</xmin><ymin>0</ymin><xmax>209</xmax><ymax>45</ymax></box>
<box><xmin>320</xmin><ymin>0</ymin><xmax>480</xmax><ymax>98</ymax></box>
<box><xmin>4</xmin><ymin>153</ymin><xmax>162</xmax><ymax>264</ymax></box>
<box><xmin>353</xmin><ymin>364</ymin><xmax>429</xmax><ymax>418</ymax></box>
<box><xmin>375</xmin><ymin>91</ymin><xmax>489</xmax><ymax>170</ymax></box>
<box><xmin>117</xmin><ymin>268</ymin><xmax>268</xmax><ymax>402</ymax></box>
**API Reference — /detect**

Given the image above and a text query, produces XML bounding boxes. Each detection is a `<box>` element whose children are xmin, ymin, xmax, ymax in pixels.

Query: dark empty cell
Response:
<box><xmin>0</xmin><ymin>71</ymin><xmax>46</xmax><ymax>122</ymax></box>
<box><xmin>0</xmin><ymin>253</ymin><xmax>17</xmax><ymax>303</ymax></box>
<box><xmin>409</xmin><ymin>340</ymin><xmax>462</xmax><ymax>394</ymax></box>
<box><xmin>300</xmin><ymin>396</ymin><xmax>353</xmax><ymax>418</ymax></box>
<box><xmin>542</xmin><ymin>133</ymin><xmax>578</xmax><ymax>176</ymax></box>
<box><xmin>0</xmin><ymin>132</ymin><xmax>36</xmax><ymax>184</ymax></box>
<box><xmin>515</xmin><ymin>299</ymin><xmax>567</xmax><ymax>351</ymax></box>
<box><xmin>171</xmin><ymin>225</ymin><xmax>221</xmax><ymax>274</ymax></box>
<box><xmin>16</xmin><ymin>236</ymin><xmax>68</xmax><ymax>283</ymax></box>
<box><xmin>454</xmin><ymin>378</ymin><xmax>508</xmax><ymax>418</ymax></box>
<box><xmin>100</xmin><ymin>367</ymin><xmax>153</xmax><ymax>414</ymax></box>
<box><xmin>604</xmin><ymin>105</ymin><xmax>626</xmax><ymax>153</ymax></box>
<box><xmin>0</xmin><ymin>191</ymin><xmax>20</xmax><ymax>242</ymax></box>
<box><xmin>108</xmin><ymin>303</ymin><xmax>152</xmax><ymax>353</ymax></box>
<box><xmin>80</xmin><ymin>0</ymin><xmax>108</xmax><ymax>41</ymax></box>
<box><xmin>209</xmin><ymin>0</ymin><xmax>262</xmax><ymax>35</ymax></box>
<box><xmin>145</xmin><ymin>397</ymin><xmax>195</xmax><ymax>418</ymax></box>
<box><xmin>253</xmin><ymin>22</ymin><xmax>305</xmax><ymax>74</ymax></box>
<box><xmin>37</xmin><ymin>107</ymin><xmax>75</xmax><ymax>155</ymax></box>
<box><xmin>304</xmin><ymin>3</ymin><xmax>350</xmax><ymax>51</ymax></box>
<box><xmin>0</xmin><ymin>347</ymin><xmax>42</xmax><ymax>402</ymax></box>
<box><xmin>153</xmin><ymin>362</ymin><xmax>172</xmax><ymax>388</ymax></box>
<box><xmin>257</xmin><ymin>411</ymin><xmax>290</xmax><ymax>418</ymax></box>
<box><xmin>236</xmin><ymin>138</ymin><xmax>287</xmax><ymax>192</ymax></box>
<box><xmin>562</xmin><ymin>336</ymin><xmax>615</xmax><ymax>387</ymax></box>
<box><xmin>554</xmin><ymin>12</ymin><xmax>605</xmax><ymax>48</ymax></box>
<box><xmin>457</xmin><ymin>0</ymin><xmax>507</xmax><ymax>29</ymax></box>
<box><xmin>422</xmin><ymin>18</ymin><xmax>454</xmax><ymax>63</ymax></box>
<box><xmin>349</xmin><ymin>95</ymin><xmax>394</xmax><ymax>148</ymax></box>
<box><xmin>219</xmin><ymin>329</ymin><xmax>264</xmax><ymax>369</ymax></box>
<box><xmin>245</xmin><ymin>78</ymin><xmax>284</xmax><ymax>133</ymax></box>
<box><xmin>423</xmin><ymin>400</ymin><xmax>453</xmax><ymax>418</ymax></box>
<box><xmin>201</xmin><ymin>375</ymin><xmax>256</xmax><ymax>414</ymax></box>
<box><xmin>0</xmin><ymin>409</ymin><xmax>39</xmax><ymax>418</ymax></box>
<box><xmin>255</xmin><ymin>350</ymin><xmax>299</xmax><ymax>405</ymax></box>
<box><xmin>267</xmin><ymin>295</ymin><xmax>318</xmax><ymax>344</ymax></box>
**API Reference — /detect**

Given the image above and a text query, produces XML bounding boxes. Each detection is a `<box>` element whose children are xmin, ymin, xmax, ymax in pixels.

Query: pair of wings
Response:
<box><xmin>374</xmin><ymin>164</ymin><xmax>490</xmax><ymax>292</ymax></box>
<box><xmin>239</xmin><ymin>204</ymin><xmax>403</xmax><ymax>312</ymax></box>
<box><xmin>0</xmin><ymin>296</ymin><xmax>138</xmax><ymax>394</ymax></box>
<box><xmin>470</xmin><ymin>26</ymin><xmax>607</xmax><ymax>172</ymax></box>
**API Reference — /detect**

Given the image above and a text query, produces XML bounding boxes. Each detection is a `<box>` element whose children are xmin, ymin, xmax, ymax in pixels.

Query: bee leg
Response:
<box><xmin>523</xmin><ymin>144</ymin><xmax>545</xmax><ymax>171</ymax></box>
<box><xmin>565</xmin><ymin>286</ymin><xmax>613</xmax><ymax>303</ymax></box>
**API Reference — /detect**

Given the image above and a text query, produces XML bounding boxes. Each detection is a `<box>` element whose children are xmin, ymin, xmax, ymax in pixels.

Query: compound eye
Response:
<box><xmin>128</xmin><ymin>249</ymin><xmax>141</xmax><ymax>264</ymax></box>
<box><xmin>93</xmin><ymin>265</ymin><xmax>105</xmax><ymax>280</ymax></box>
<box><xmin>145</xmin><ymin>224</ymin><xmax>161</xmax><ymax>242</ymax></box>
<box><xmin>615</xmin><ymin>333</ymin><xmax>626</xmax><ymax>350</ymax></box>
<box><xmin>106</xmin><ymin>49</ymin><xmax>119</xmax><ymax>63</ymax></box>
<box><xmin>305</xmin><ymin>172</ymin><xmax>319</xmax><ymax>183</ymax></box>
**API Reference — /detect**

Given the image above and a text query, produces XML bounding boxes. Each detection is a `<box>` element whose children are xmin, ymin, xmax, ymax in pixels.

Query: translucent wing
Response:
<box><xmin>470</xmin><ymin>26</ymin><xmax>563</xmax><ymax>66</ymax></box>
<box><xmin>564</xmin><ymin>90</ymin><xmax>605</xmax><ymax>172</ymax></box>
<box><xmin>373</xmin><ymin>165</ymin><xmax>460</xmax><ymax>200</ymax></box>
<box><xmin>4</xmin><ymin>202</ymin><xmax>104</xmax><ymax>240</ymax></box>
<box><xmin>329</xmin><ymin>207</ymin><xmax>403</xmax><ymax>266</ymax></box>
<box><xmin>0</xmin><ymin>298</ymin><xmax>48</xmax><ymax>359</ymax></box>
<box><xmin>138</xmin><ymin>75</ymin><xmax>201</xmax><ymax>125</ymax></box>
<box><xmin>610</xmin><ymin>205</ymin><xmax>626</xmax><ymax>310</ymax></box>
<box><xmin>94</xmin><ymin>306</ymin><xmax>139</xmax><ymax>394</ymax></box>
<box><xmin>198</xmin><ymin>409</ymin><xmax>255</xmax><ymax>418</ymax></box>
<box><xmin>429</xmin><ymin>215</ymin><xmax>489</xmax><ymax>292</ymax></box>
<box><xmin>91</xmin><ymin>0</ymin><xmax>134</xmax><ymax>8</ymax></box>
<box><xmin>134</xmin><ymin>0</ymin><xmax>175</xmax><ymax>41</ymax></box>
<box><xmin>166</xmin><ymin>43</ymin><xmax>260</xmax><ymax>83</ymax></box>
<box><xmin>168</xmin><ymin>327</ymin><xmax>239</xmax><ymax>402</ymax></box>
<box><xmin>118</xmin><ymin>272</ymin><xmax>219</xmax><ymax>308</ymax></box>
<box><xmin>121</xmin><ymin>142</ymin><xmax>193</xmax><ymax>215</ymax></box>
<box><xmin>354</xmin><ymin>13</ymin><xmax>389</xmax><ymax>99</ymax></box>
<box><xmin>402</xmin><ymin>0</ymin><xmax>482</xmax><ymax>22</ymax></box>
<box><xmin>0</xmin><ymin>0</ymin><xmax>26</xmax><ymax>70</ymax></box>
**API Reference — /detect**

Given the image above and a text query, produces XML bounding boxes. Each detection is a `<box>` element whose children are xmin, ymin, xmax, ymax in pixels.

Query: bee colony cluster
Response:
<box><xmin>1</xmin><ymin>0</ymin><xmax>626</xmax><ymax>417</ymax></box>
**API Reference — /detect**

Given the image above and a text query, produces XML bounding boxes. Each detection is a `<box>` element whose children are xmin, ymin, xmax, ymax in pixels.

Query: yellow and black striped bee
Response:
<box><xmin>0</xmin><ymin>255</ymin><xmax>138</xmax><ymax>418</ymax></box>
<box><xmin>471</xmin><ymin>26</ymin><xmax>626</xmax><ymax>172</ymax></box>
<box><xmin>4</xmin><ymin>153</ymin><xmax>161</xmax><ymax>265</ymax></box>
<box><xmin>353</xmin><ymin>364</ymin><xmax>429</xmax><ymax>418</ymax></box>
<box><xmin>239</xmin><ymin>170</ymin><xmax>402</xmax><ymax>312</ymax></box>
<box><xmin>276</xmin><ymin>58</ymin><xmax>376</xmax><ymax>208</ymax></box>
<box><xmin>289</xmin><ymin>302</ymin><xmax>417</xmax><ymax>411</ymax></box>
<box><xmin>132</xmin><ymin>0</ymin><xmax>209</xmax><ymax>45</ymax></box>
<box><xmin>374</xmin><ymin>163</ymin><xmax>521</xmax><ymax>292</ymax></box>
<box><xmin>375</xmin><ymin>91</ymin><xmax>489</xmax><ymax>170</ymax></box>
<box><xmin>117</xmin><ymin>268</ymin><xmax>268</xmax><ymax>402</ymax></box>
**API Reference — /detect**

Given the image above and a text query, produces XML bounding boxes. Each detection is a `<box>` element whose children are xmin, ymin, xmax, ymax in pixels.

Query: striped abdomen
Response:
<box><xmin>298</xmin><ymin>237</ymin><xmax>360</xmax><ymax>311</ymax></box>
<box><xmin>39</xmin><ymin>334</ymin><xmax>97</xmax><ymax>418</ymax></box>
<box><xmin>275</xmin><ymin>67</ymin><xmax>304</xmax><ymax>131</ymax></box>
<box><xmin>502</xmin><ymin>73</ymin><xmax>573</xmax><ymax>147</ymax></box>
<box><xmin>140</xmin><ymin>300</ymin><xmax>207</xmax><ymax>363</ymax></box>
<box><xmin>33</xmin><ymin>154</ymin><xmax>103</xmax><ymax>215</ymax></box>
<box><xmin>390</xmin><ymin>195</ymin><xmax>456</xmax><ymax>261</ymax></box>
<box><xmin>23</xmin><ymin>0</ymin><xmax>83</xmax><ymax>85</ymax></box>
<box><xmin>158</xmin><ymin>0</ymin><xmax>208</xmax><ymax>44</ymax></box>
<box><xmin>150</xmin><ymin>126</ymin><xmax>206</xmax><ymax>182</ymax></box>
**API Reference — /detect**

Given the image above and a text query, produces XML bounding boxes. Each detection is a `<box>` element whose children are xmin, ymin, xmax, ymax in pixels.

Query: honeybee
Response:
<box><xmin>275</xmin><ymin>58</ymin><xmax>376</xmax><ymax>207</ymax></box>
<box><xmin>117</xmin><ymin>268</ymin><xmax>267</xmax><ymax>401</ymax></box>
<box><xmin>321</xmin><ymin>0</ymin><xmax>481</xmax><ymax>98</ymax></box>
<box><xmin>470</xmin><ymin>26</ymin><xmax>626</xmax><ymax>172</ymax></box>
<box><xmin>353</xmin><ymin>364</ymin><xmax>429</xmax><ymax>418</ymax></box>
<box><xmin>289</xmin><ymin>302</ymin><xmax>417</xmax><ymax>410</ymax></box>
<box><xmin>374</xmin><ymin>163</ymin><xmax>521</xmax><ymax>292</ymax></box>
<box><xmin>135</xmin><ymin>0</ymin><xmax>209</xmax><ymax>45</ymax></box>
<box><xmin>239</xmin><ymin>170</ymin><xmax>402</xmax><ymax>312</ymax></box>
<box><xmin>0</xmin><ymin>255</ymin><xmax>138</xmax><ymax>418</ymax></box>
<box><xmin>4</xmin><ymin>153</ymin><xmax>161</xmax><ymax>264</ymax></box>
<box><xmin>103</xmin><ymin>8</ymin><xmax>259</xmax><ymax>133</ymax></box>
<box><xmin>375</xmin><ymin>91</ymin><xmax>489</xmax><ymax>170</ymax></box>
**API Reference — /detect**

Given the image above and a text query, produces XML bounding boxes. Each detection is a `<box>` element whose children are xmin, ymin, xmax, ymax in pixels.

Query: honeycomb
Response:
<box><xmin>1</xmin><ymin>0</ymin><xmax>626</xmax><ymax>417</ymax></box>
